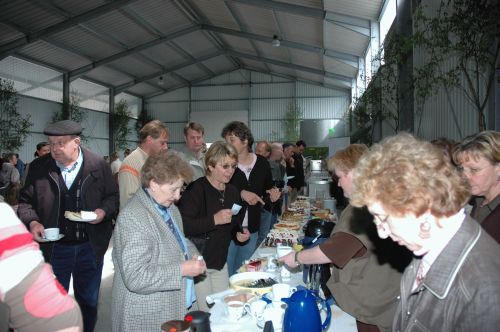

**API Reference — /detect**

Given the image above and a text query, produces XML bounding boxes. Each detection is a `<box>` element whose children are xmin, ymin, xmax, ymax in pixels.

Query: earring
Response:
<box><xmin>418</xmin><ymin>218</ymin><xmax>431</xmax><ymax>239</ymax></box>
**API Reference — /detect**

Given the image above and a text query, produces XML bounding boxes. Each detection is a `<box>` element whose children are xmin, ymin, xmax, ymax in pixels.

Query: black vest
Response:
<box><xmin>57</xmin><ymin>165</ymin><xmax>88</xmax><ymax>242</ymax></box>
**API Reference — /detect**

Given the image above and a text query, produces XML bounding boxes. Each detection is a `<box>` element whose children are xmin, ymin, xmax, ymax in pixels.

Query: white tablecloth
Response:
<box><xmin>209</xmin><ymin>246</ymin><xmax>357</xmax><ymax>332</ymax></box>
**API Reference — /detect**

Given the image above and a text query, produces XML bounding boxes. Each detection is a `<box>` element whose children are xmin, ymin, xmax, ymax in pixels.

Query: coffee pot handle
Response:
<box><xmin>312</xmin><ymin>293</ymin><xmax>332</xmax><ymax>331</ymax></box>
<box><xmin>320</xmin><ymin>298</ymin><xmax>332</xmax><ymax>331</ymax></box>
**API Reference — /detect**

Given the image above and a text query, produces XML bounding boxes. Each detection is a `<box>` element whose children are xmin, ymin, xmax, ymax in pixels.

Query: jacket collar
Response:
<box><xmin>48</xmin><ymin>147</ymin><xmax>100</xmax><ymax>177</ymax></box>
<box><xmin>423</xmin><ymin>216</ymin><xmax>481</xmax><ymax>299</ymax></box>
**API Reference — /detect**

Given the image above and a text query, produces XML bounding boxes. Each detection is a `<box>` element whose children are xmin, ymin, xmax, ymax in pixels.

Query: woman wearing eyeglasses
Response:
<box><xmin>351</xmin><ymin>133</ymin><xmax>500</xmax><ymax>332</ymax></box>
<box><xmin>178</xmin><ymin>141</ymin><xmax>250</xmax><ymax>311</ymax></box>
<box><xmin>453</xmin><ymin>130</ymin><xmax>500</xmax><ymax>243</ymax></box>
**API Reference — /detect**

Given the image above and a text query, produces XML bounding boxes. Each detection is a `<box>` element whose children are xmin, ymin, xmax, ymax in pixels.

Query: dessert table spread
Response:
<box><xmin>208</xmin><ymin>245</ymin><xmax>357</xmax><ymax>332</ymax></box>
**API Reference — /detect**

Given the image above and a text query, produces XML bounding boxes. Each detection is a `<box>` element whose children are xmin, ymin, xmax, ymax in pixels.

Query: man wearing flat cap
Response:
<box><xmin>18</xmin><ymin>120</ymin><xmax>119</xmax><ymax>332</ymax></box>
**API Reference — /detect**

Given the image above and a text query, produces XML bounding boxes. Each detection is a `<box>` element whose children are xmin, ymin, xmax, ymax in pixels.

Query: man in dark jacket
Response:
<box><xmin>283</xmin><ymin>142</ymin><xmax>305</xmax><ymax>203</ymax></box>
<box><xmin>18</xmin><ymin>120</ymin><xmax>119</xmax><ymax>332</ymax></box>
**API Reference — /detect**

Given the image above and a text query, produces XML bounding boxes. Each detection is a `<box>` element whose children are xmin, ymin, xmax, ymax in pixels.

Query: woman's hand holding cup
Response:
<box><xmin>214</xmin><ymin>209</ymin><xmax>233</xmax><ymax>225</ymax></box>
<box><xmin>181</xmin><ymin>256</ymin><xmax>207</xmax><ymax>277</ymax></box>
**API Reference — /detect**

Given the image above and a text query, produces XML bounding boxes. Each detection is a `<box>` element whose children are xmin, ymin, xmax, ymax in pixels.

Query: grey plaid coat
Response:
<box><xmin>111</xmin><ymin>188</ymin><xmax>199</xmax><ymax>332</ymax></box>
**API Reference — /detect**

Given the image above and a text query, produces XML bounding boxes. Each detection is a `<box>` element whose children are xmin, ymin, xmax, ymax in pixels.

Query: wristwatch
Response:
<box><xmin>294</xmin><ymin>251</ymin><xmax>302</xmax><ymax>266</ymax></box>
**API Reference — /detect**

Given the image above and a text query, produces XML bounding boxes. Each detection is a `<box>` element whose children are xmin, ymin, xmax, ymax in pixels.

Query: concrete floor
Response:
<box><xmin>95</xmin><ymin>243</ymin><xmax>114</xmax><ymax>332</ymax></box>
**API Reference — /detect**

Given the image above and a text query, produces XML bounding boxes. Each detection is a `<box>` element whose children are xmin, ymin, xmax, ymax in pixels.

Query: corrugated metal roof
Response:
<box><xmin>276</xmin><ymin>12</ymin><xmax>323</xmax><ymax>48</ymax></box>
<box><xmin>229</xmin><ymin>3</ymin><xmax>279</xmax><ymax>37</ymax></box>
<box><xmin>324</xmin><ymin>22</ymin><xmax>369</xmax><ymax>56</ymax></box>
<box><xmin>128</xmin><ymin>0</ymin><xmax>193</xmax><ymax>35</ymax></box>
<box><xmin>290</xmin><ymin>49</ymin><xmax>323</xmax><ymax>69</ymax></box>
<box><xmin>324</xmin><ymin>57</ymin><xmax>359</xmax><ymax>77</ymax></box>
<box><xmin>124</xmin><ymin>82</ymin><xmax>159</xmax><ymax>96</ymax></box>
<box><xmin>220</xmin><ymin>34</ymin><xmax>256</xmax><ymax>55</ymax></box>
<box><xmin>175</xmin><ymin>64</ymin><xmax>208</xmax><ymax>81</ymax></box>
<box><xmin>0</xmin><ymin>0</ymin><xmax>63</xmax><ymax>32</ymax></box>
<box><xmin>325</xmin><ymin>0</ymin><xmax>383</xmax><ymax>20</ymax></box>
<box><xmin>110</xmin><ymin>56</ymin><xmax>159</xmax><ymax>77</ymax></box>
<box><xmin>85</xmin><ymin>65</ymin><xmax>133</xmax><ymax>86</ymax></box>
<box><xmin>172</xmin><ymin>30</ymin><xmax>220</xmax><ymax>58</ymax></box>
<box><xmin>276</xmin><ymin>0</ymin><xmax>323</xmax><ymax>9</ymax></box>
<box><xmin>0</xmin><ymin>0</ymin><xmax>387</xmax><ymax>97</ymax></box>
<box><xmin>18</xmin><ymin>40</ymin><xmax>90</xmax><ymax>71</ymax></box>
<box><xmin>50</xmin><ymin>0</ymin><xmax>107</xmax><ymax>16</ymax></box>
<box><xmin>142</xmin><ymin>43</ymin><xmax>187</xmax><ymax>68</ymax></box>
<box><xmin>50</xmin><ymin>26</ymin><xmax>123</xmax><ymax>60</ymax></box>
<box><xmin>86</xmin><ymin>10</ymin><xmax>157</xmax><ymax>48</ymax></box>
<box><xmin>0</xmin><ymin>23</ymin><xmax>25</xmax><ymax>45</ymax></box>
<box><xmin>191</xmin><ymin>0</ymin><xmax>240</xmax><ymax>30</ymax></box>
<box><xmin>201</xmin><ymin>55</ymin><xmax>235</xmax><ymax>74</ymax></box>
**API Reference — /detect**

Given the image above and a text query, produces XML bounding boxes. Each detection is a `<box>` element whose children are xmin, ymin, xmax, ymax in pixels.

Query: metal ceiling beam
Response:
<box><xmin>117</xmin><ymin>6</ymin><xmax>194</xmax><ymax>83</ymax></box>
<box><xmin>11</xmin><ymin>54</ymin><xmax>144</xmax><ymax>98</ymax></box>
<box><xmin>201</xmin><ymin>24</ymin><xmax>358</xmax><ymax>68</ymax></box>
<box><xmin>169</xmin><ymin>72</ymin><xmax>190</xmax><ymax>85</ymax></box>
<box><xmin>28</xmin><ymin>0</ymin><xmax>169</xmax><ymax>91</ymax></box>
<box><xmin>175</xmin><ymin>0</ymin><xmax>243</xmax><ymax>69</ymax></box>
<box><xmin>68</xmin><ymin>25</ymin><xmax>200</xmax><ymax>79</ymax></box>
<box><xmin>167</xmin><ymin>41</ymin><xmax>215</xmax><ymax>77</ymax></box>
<box><xmin>145</xmin><ymin>67</ymin><xmax>245</xmax><ymax>99</ymax></box>
<box><xmin>0</xmin><ymin>0</ymin><xmax>138</xmax><ymax>60</ymax></box>
<box><xmin>144</xmin><ymin>66</ymin><xmax>350</xmax><ymax>99</ymax></box>
<box><xmin>226</xmin><ymin>50</ymin><xmax>352</xmax><ymax>85</ymax></box>
<box><xmin>230</xmin><ymin>0</ymin><xmax>324</xmax><ymax>18</ymax></box>
<box><xmin>114</xmin><ymin>51</ymin><xmax>223</xmax><ymax>94</ymax></box>
<box><xmin>245</xmin><ymin>66</ymin><xmax>351</xmax><ymax>94</ymax></box>
<box><xmin>230</xmin><ymin>0</ymin><xmax>371</xmax><ymax>37</ymax></box>
<box><xmin>325</xmin><ymin>12</ymin><xmax>370</xmax><ymax>37</ymax></box>
<box><xmin>223</xmin><ymin>1</ymin><xmax>274</xmax><ymax>74</ymax></box>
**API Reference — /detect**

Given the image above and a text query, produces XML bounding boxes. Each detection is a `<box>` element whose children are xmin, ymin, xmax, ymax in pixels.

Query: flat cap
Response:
<box><xmin>44</xmin><ymin>120</ymin><xmax>82</xmax><ymax>136</ymax></box>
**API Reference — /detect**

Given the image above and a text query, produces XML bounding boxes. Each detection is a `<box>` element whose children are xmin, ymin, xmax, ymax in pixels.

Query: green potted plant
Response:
<box><xmin>0</xmin><ymin>78</ymin><xmax>32</xmax><ymax>152</ymax></box>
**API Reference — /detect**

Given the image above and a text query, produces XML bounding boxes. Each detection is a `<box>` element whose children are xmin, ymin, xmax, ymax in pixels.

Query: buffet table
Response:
<box><xmin>209</xmin><ymin>245</ymin><xmax>357</xmax><ymax>332</ymax></box>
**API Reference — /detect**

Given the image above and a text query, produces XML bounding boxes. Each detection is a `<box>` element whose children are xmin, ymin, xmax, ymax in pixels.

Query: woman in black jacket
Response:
<box><xmin>221</xmin><ymin>121</ymin><xmax>280</xmax><ymax>275</ymax></box>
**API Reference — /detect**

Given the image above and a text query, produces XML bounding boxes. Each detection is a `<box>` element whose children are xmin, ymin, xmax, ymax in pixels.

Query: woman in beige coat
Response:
<box><xmin>111</xmin><ymin>151</ymin><xmax>206</xmax><ymax>332</ymax></box>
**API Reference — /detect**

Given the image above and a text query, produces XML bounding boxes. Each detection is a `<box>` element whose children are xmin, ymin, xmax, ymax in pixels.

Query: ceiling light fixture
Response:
<box><xmin>158</xmin><ymin>76</ymin><xmax>164</xmax><ymax>85</ymax></box>
<box><xmin>272</xmin><ymin>35</ymin><xmax>280</xmax><ymax>47</ymax></box>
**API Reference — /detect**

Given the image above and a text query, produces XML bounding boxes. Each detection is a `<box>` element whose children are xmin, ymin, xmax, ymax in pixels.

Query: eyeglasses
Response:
<box><xmin>220</xmin><ymin>163</ymin><xmax>238</xmax><ymax>170</ymax></box>
<box><xmin>169</xmin><ymin>184</ymin><xmax>187</xmax><ymax>194</ymax></box>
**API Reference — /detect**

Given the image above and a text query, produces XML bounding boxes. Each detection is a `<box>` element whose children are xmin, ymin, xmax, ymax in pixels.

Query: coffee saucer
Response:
<box><xmin>39</xmin><ymin>234</ymin><xmax>65</xmax><ymax>242</ymax></box>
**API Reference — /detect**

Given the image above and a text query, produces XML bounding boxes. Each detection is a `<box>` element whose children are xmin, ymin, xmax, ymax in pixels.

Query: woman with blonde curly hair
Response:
<box><xmin>453</xmin><ymin>130</ymin><xmax>500</xmax><ymax>243</ymax></box>
<box><xmin>351</xmin><ymin>133</ymin><xmax>500</xmax><ymax>332</ymax></box>
<box><xmin>280</xmin><ymin>144</ymin><xmax>410</xmax><ymax>332</ymax></box>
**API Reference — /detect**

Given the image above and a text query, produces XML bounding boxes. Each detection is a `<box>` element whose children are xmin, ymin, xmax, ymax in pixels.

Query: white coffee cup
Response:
<box><xmin>276</xmin><ymin>245</ymin><xmax>293</xmax><ymax>258</ymax></box>
<box><xmin>272</xmin><ymin>283</ymin><xmax>297</xmax><ymax>301</ymax></box>
<box><xmin>257</xmin><ymin>306</ymin><xmax>285</xmax><ymax>329</ymax></box>
<box><xmin>44</xmin><ymin>228</ymin><xmax>60</xmax><ymax>241</ymax></box>
<box><xmin>244</xmin><ymin>299</ymin><xmax>267</xmax><ymax>320</ymax></box>
<box><xmin>226</xmin><ymin>300</ymin><xmax>245</xmax><ymax>321</ymax></box>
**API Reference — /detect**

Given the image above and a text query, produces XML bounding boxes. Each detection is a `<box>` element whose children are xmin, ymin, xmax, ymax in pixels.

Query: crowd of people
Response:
<box><xmin>0</xmin><ymin>116</ymin><xmax>499</xmax><ymax>332</ymax></box>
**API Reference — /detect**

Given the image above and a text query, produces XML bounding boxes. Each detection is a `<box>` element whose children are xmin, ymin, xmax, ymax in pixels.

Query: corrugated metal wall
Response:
<box><xmin>146</xmin><ymin>69</ymin><xmax>350</xmax><ymax>145</ymax></box>
<box><xmin>15</xmin><ymin>95</ymin><xmax>115</xmax><ymax>162</ymax></box>
<box><xmin>412</xmin><ymin>0</ymin><xmax>491</xmax><ymax>140</ymax></box>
